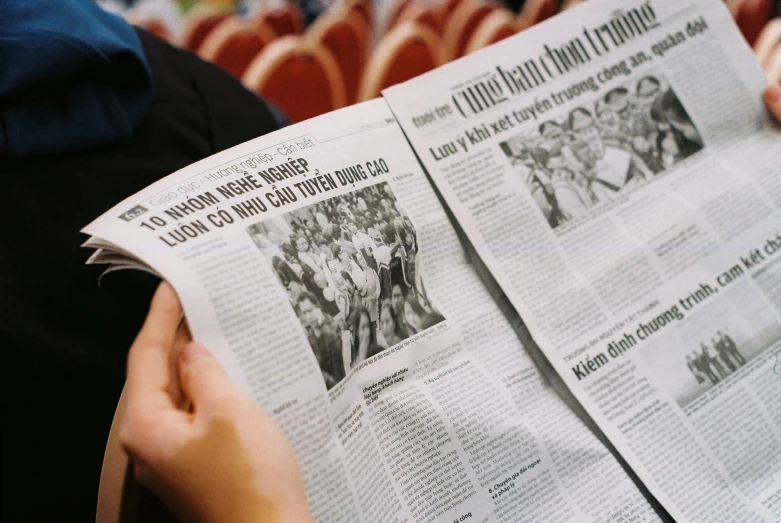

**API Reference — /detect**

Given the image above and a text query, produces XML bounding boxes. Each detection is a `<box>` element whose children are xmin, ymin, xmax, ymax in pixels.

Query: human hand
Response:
<box><xmin>766</xmin><ymin>85</ymin><xmax>781</xmax><ymax>122</ymax></box>
<box><xmin>119</xmin><ymin>282</ymin><xmax>312</xmax><ymax>523</ymax></box>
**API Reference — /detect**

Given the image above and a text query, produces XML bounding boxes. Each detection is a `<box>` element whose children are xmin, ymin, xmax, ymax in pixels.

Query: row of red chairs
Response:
<box><xmin>157</xmin><ymin>0</ymin><xmax>555</xmax><ymax>123</ymax></box>
<box><xmin>128</xmin><ymin>0</ymin><xmax>779</xmax><ymax>125</ymax></box>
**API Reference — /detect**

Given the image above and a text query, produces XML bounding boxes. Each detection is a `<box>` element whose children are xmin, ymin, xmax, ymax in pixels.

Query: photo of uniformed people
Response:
<box><xmin>247</xmin><ymin>182</ymin><xmax>444</xmax><ymax>390</ymax></box>
<box><xmin>499</xmin><ymin>73</ymin><xmax>703</xmax><ymax>229</ymax></box>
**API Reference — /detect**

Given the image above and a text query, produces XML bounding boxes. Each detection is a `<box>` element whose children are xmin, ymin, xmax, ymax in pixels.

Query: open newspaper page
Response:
<box><xmin>383</xmin><ymin>0</ymin><xmax>781</xmax><ymax>521</ymax></box>
<box><xmin>83</xmin><ymin>100</ymin><xmax>659</xmax><ymax>522</ymax></box>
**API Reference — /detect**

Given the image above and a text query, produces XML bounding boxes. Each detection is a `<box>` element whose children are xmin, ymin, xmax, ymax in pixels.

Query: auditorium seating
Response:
<box><xmin>442</xmin><ymin>0</ymin><xmax>503</xmax><ymax>60</ymax></box>
<box><xmin>179</xmin><ymin>7</ymin><xmax>230</xmax><ymax>52</ymax></box>
<box><xmin>517</xmin><ymin>0</ymin><xmax>557</xmax><ymax>29</ymax></box>
<box><xmin>252</xmin><ymin>3</ymin><xmax>304</xmax><ymax>36</ymax></box>
<box><xmin>728</xmin><ymin>0</ymin><xmax>773</xmax><ymax>46</ymax></box>
<box><xmin>357</xmin><ymin>21</ymin><xmax>444</xmax><ymax>101</ymax></box>
<box><xmin>343</xmin><ymin>0</ymin><xmax>373</xmax><ymax>27</ymax></box>
<box><xmin>464</xmin><ymin>8</ymin><xmax>517</xmax><ymax>53</ymax></box>
<box><xmin>307</xmin><ymin>10</ymin><xmax>370</xmax><ymax>103</ymax></box>
<box><xmin>110</xmin><ymin>0</ymin><xmax>780</xmax><ymax>118</ymax></box>
<box><xmin>198</xmin><ymin>17</ymin><xmax>277</xmax><ymax>78</ymax></box>
<box><xmin>396</xmin><ymin>2</ymin><xmax>442</xmax><ymax>34</ymax></box>
<box><xmin>437</xmin><ymin>0</ymin><xmax>470</xmax><ymax>28</ymax></box>
<box><xmin>384</xmin><ymin>0</ymin><xmax>416</xmax><ymax>32</ymax></box>
<box><xmin>243</xmin><ymin>36</ymin><xmax>347</xmax><ymax>123</ymax></box>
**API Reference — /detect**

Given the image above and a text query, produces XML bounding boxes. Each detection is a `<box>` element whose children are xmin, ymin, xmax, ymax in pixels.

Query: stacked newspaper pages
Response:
<box><xmin>84</xmin><ymin>0</ymin><xmax>781</xmax><ymax>520</ymax></box>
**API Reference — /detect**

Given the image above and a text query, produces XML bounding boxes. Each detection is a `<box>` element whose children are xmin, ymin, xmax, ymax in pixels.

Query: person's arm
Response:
<box><xmin>119</xmin><ymin>282</ymin><xmax>312</xmax><ymax>523</ymax></box>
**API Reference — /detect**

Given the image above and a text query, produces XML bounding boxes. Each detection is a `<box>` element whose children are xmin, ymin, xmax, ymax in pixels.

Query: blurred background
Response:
<box><xmin>96</xmin><ymin>0</ymin><xmax>781</xmax><ymax>124</ymax></box>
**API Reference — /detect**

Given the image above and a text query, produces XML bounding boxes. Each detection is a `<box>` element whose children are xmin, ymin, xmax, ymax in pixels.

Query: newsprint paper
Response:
<box><xmin>84</xmin><ymin>100</ymin><xmax>659</xmax><ymax>522</ymax></box>
<box><xmin>383</xmin><ymin>0</ymin><xmax>781</xmax><ymax>520</ymax></box>
<box><xmin>82</xmin><ymin>0</ymin><xmax>780</xmax><ymax>521</ymax></box>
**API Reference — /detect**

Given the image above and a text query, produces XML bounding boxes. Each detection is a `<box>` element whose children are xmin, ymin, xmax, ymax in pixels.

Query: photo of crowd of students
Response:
<box><xmin>247</xmin><ymin>183</ymin><xmax>444</xmax><ymax>389</ymax></box>
<box><xmin>499</xmin><ymin>74</ymin><xmax>704</xmax><ymax>229</ymax></box>
<box><xmin>686</xmin><ymin>330</ymin><xmax>747</xmax><ymax>387</ymax></box>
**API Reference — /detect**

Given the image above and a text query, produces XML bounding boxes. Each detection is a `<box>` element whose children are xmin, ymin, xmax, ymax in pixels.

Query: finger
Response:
<box><xmin>766</xmin><ymin>47</ymin><xmax>781</xmax><ymax>85</ymax></box>
<box><xmin>178</xmin><ymin>342</ymin><xmax>238</xmax><ymax>413</ymax></box>
<box><xmin>765</xmin><ymin>84</ymin><xmax>781</xmax><ymax>122</ymax></box>
<box><xmin>126</xmin><ymin>281</ymin><xmax>183</xmax><ymax>410</ymax></box>
<box><xmin>166</xmin><ymin>321</ymin><xmax>193</xmax><ymax>409</ymax></box>
<box><xmin>754</xmin><ymin>18</ymin><xmax>781</xmax><ymax>66</ymax></box>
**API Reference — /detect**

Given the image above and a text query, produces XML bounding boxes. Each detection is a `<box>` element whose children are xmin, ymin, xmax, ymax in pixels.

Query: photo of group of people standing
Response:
<box><xmin>247</xmin><ymin>182</ymin><xmax>444</xmax><ymax>389</ymax></box>
<box><xmin>499</xmin><ymin>73</ymin><xmax>704</xmax><ymax>229</ymax></box>
<box><xmin>685</xmin><ymin>330</ymin><xmax>747</xmax><ymax>387</ymax></box>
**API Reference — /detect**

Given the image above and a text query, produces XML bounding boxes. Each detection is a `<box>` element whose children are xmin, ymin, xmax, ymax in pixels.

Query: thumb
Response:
<box><xmin>178</xmin><ymin>342</ymin><xmax>236</xmax><ymax>411</ymax></box>
<box><xmin>765</xmin><ymin>85</ymin><xmax>781</xmax><ymax>123</ymax></box>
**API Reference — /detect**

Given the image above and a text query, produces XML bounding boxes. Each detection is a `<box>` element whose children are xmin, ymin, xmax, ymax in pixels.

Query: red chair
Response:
<box><xmin>357</xmin><ymin>21</ymin><xmax>444</xmax><ymax>101</ymax></box>
<box><xmin>560</xmin><ymin>0</ymin><xmax>585</xmax><ymax>11</ymax></box>
<box><xmin>396</xmin><ymin>2</ymin><xmax>441</xmax><ymax>34</ymax></box>
<box><xmin>253</xmin><ymin>3</ymin><xmax>304</xmax><ymax>37</ymax></box>
<box><xmin>384</xmin><ymin>0</ymin><xmax>415</xmax><ymax>32</ymax></box>
<box><xmin>464</xmin><ymin>9</ymin><xmax>517</xmax><ymax>54</ymax></box>
<box><xmin>442</xmin><ymin>0</ymin><xmax>502</xmax><ymax>60</ymax></box>
<box><xmin>729</xmin><ymin>0</ymin><xmax>773</xmax><ymax>46</ymax></box>
<box><xmin>198</xmin><ymin>17</ymin><xmax>277</xmax><ymax>79</ymax></box>
<box><xmin>346</xmin><ymin>0</ymin><xmax>373</xmax><ymax>27</ymax></box>
<box><xmin>243</xmin><ymin>36</ymin><xmax>347</xmax><ymax>123</ymax></box>
<box><xmin>517</xmin><ymin>0</ymin><xmax>557</xmax><ymax>30</ymax></box>
<box><xmin>307</xmin><ymin>10</ymin><xmax>370</xmax><ymax>103</ymax></box>
<box><xmin>138</xmin><ymin>18</ymin><xmax>171</xmax><ymax>40</ymax></box>
<box><xmin>179</xmin><ymin>8</ymin><xmax>231</xmax><ymax>52</ymax></box>
<box><xmin>437</xmin><ymin>0</ymin><xmax>469</xmax><ymax>28</ymax></box>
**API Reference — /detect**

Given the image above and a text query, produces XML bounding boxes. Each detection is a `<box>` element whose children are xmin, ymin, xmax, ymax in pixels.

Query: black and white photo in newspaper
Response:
<box><xmin>383</xmin><ymin>0</ymin><xmax>781</xmax><ymax>520</ymax></box>
<box><xmin>247</xmin><ymin>182</ymin><xmax>444</xmax><ymax>390</ymax></box>
<box><xmin>497</xmin><ymin>72</ymin><xmax>703</xmax><ymax>230</ymax></box>
<box><xmin>83</xmin><ymin>100</ymin><xmax>660</xmax><ymax>522</ymax></box>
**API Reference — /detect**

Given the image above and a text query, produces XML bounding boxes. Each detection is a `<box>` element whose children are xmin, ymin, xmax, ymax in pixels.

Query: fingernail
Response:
<box><xmin>767</xmin><ymin>84</ymin><xmax>781</xmax><ymax>104</ymax></box>
<box><xmin>181</xmin><ymin>341</ymin><xmax>210</xmax><ymax>362</ymax></box>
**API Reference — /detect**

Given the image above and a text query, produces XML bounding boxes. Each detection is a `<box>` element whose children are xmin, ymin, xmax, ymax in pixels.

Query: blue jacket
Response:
<box><xmin>0</xmin><ymin>0</ymin><xmax>153</xmax><ymax>157</ymax></box>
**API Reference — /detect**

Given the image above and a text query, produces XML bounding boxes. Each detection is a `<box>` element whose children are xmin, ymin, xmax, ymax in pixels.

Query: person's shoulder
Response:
<box><xmin>135</xmin><ymin>29</ymin><xmax>280</xmax><ymax>151</ymax></box>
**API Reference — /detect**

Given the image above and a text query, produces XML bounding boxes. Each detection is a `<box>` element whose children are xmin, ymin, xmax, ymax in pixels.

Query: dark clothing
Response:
<box><xmin>312</xmin><ymin>318</ymin><xmax>346</xmax><ymax>388</ymax></box>
<box><xmin>0</xmin><ymin>0</ymin><xmax>153</xmax><ymax>157</ymax></box>
<box><xmin>1</xmin><ymin>29</ymin><xmax>279</xmax><ymax>522</ymax></box>
<box><xmin>421</xmin><ymin>312</ymin><xmax>446</xmax><ymax>331</ymax></box>
<box><xmin>723</xmin><ymin>334</ymin><xmax>746</xmax><ymax>365</ymax></box>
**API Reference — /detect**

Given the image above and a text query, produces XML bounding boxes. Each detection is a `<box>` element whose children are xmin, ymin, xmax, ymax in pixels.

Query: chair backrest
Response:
<box><xmin>442</xmin><ymin>0</ymin><xmax>501</xmax><ymax>60</ymax></box>
<box><xmin>198</xmin><ymin>17</ymin><xmax>277</xmax><ymax>79</ymax></box>
<box><xmin>396</xmin><ymin>2</ymin><xmax>441</xmax><ymax>34</ymax></box>
<box><xmin>357</xmin><ymin>21</ymin><xmax>443</xmax><ymax>101</ymax></box>
<box><xmin>341</xmin><ymin>0</ymin><xmax>373</xmax><ymax>26</ymax></box>
<box><xmin>138</xmin><ymin>18</ymin><xmax>171</xmax><ymax>40</ymax></box>
<box><xmin>384</xmin><ymin>0</ymin><xmax>415</xmax><ymax>32</ymax></box>
<box><xmin>728</xmin><ymin>0</ymin><xmax>773</xmax><ymax>46</ymax></box>
<box><xmin>179</xmin><ymin>9</ymin><xmax>231</xmax><ymax>52</ymax></box>
<box><xmin>307</xmin><ymin>10</ymin><xmax>369</xmax><ymax>103</ymax></box>
<box><xmin>517</xmin><ymin>0</ymin><xmax>557</xmax><ymax>30</ymax></box>
<box><xmin>243</xmin><ymin>36</ymin><xmax>347</xmax><ymax>123</ymax></box>
<box><xmin>253</xmin><ymin>3</ymin><xmax>304</xmax><ymax>37</ymax></box>
<box><xmin>464</xmin><ymin>9</ymin><xmax>517</xmax><ymax>53</ymax></box>
<box><xmin>437</xmin><ymin>0</ymin><xmax>469</xmax><ymax>27</ymax></box>
<box><xmin>559</xmin><ymin>0</ymin><xmax>585</xmax><ymax>11</ymax></box>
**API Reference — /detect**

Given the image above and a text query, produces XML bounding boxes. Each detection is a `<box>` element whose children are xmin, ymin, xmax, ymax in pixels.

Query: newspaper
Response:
<box><xmin>83</xmin><ymin>100</ymin><xmax>661</xmax><ymax>522</ymax></box>
<box><xmin>382</xmin><ymin>0</ymin><xmax>781</xmax><ymax>520</ymax></box>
